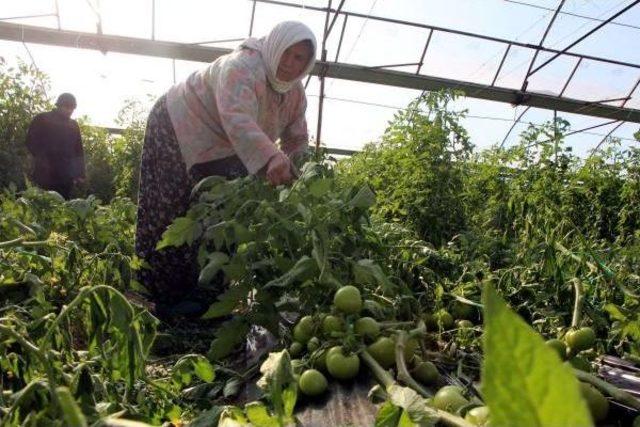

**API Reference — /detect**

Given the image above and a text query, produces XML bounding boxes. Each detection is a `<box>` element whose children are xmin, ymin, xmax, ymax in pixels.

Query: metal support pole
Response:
<box><xmin>553</xmin><ymin>109</ymin><xmax>558</xmax><ymax>164</ymax></box>
<box><xmin>326</xmin><ymin>0</ymin><xmax>345</xmax><ymax>38</ymax></box>
<box><xmin>249</xmin><ymin>0</ymin><xmax>257</xmax><ymax>36</ymax></box>
<box><xmin>589</xmin><ymin>77</ymin><xmax>640</xmax><ymax>156</ymax></box>
<box><xmin>316</xmin><ymin>0</ymin><xmax>332</xmax><ymax>151</ymax></box>
<box><xmin>500</xmin><ymin>106</ymin><xmax>531</xmax><ymax>148</ymax></box>
<box><xmin>491</xmin><ymin>43</ymin><xmax>511</xmax><ymax>86</ymax></box>
<box><xmin>521</xmin><ymin>0</ymin><xmax>565</xmax><ymax>91</ymax></box>
<box><xmin>334</xmin><ymin>14</ymin><xmax>348</xmax><ymax>62</ymax></box>
<box><xmin>559</xmin><ymin>57</ymin><xmax>582</xmax><ymax>97</ymax></box>
<box><xmin>529</xmin><ymin>0</ymin><xmax>640</xmax><ymax>78</ymax></box>
<box><xmin>54</xmin><ymin>0</ymin><xmax>61</xmax><ymax>30</ymax></box>
<box><xmin>416</xmin><ymin>29</ymin><xmax>433</xmax><ymax>75</ymax></box>
<box><xmin>590</xmin><ymin>121</ymin><xmax>625</xmax><ymax>155</ymax></box>
<box><xmin>151</xmin><ymin>0</ymin><xmax>155</xmax><ymax>40</ymax></box>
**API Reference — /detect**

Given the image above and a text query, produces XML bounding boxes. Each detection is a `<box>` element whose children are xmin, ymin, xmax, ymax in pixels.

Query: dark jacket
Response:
<box><xmin>25</xmin><ymin>110</ymin><xmax>85</xmax><ymax>189</ymax></box>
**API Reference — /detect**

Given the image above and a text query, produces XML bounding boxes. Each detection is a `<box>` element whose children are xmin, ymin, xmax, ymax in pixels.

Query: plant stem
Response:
<box><xmin>360</xmin><ymin>350</ymin><xmax>473</xmax><ymax>427</ymax></box>
<box><xmin>574</xmin><ymin>369</ymin><xmax>640</xmax><ymax>411</ymax></box>
<box><xmin>0</xmin><ymin>325</ymin><xmax>60</xmax><ymax>409</ymax></box>
<box><xmin>571</xmin><ymin>278</ymin><xmax>583</xmax><ymax>328</ymax></box>
<box><xmin>0</xmin><ymin>237</ymin><xmax>23</xmax><ymax>248</ymax></box>
<box><xmin>395</xmin><ymin>330</ymin><xmax>432</xmax><ymax>398</ymax></box>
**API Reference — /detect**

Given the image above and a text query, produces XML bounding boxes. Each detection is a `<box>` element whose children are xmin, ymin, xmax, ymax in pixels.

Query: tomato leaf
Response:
<box><xmin>208</xmin><ymin>318</ymin><xmax>249</xmax><ymax>360</ymax></box>
<box><xmin>349</xmin><ymin>184</ymin><xmax>376</xmax><ymax>209</ymax></box>
<box><xmin>482</xmin><ymin>283</ymin><xmax>593</xmax><ymax>427</ymax></box>
<box><xmin>156</xmin><ymin>216</ymin><xmax>202</xmax><ymax>250</ymax></box>
<box><xmin>198</xmin><ymin>252</ymin><xmax>229</xmax><ymax>286</ymax></box>
<box><xmin>264</xmin><ymin>256</ymin><xmax>317</xmax><ymax>289</ymax></box>
<box><xmin>202</xmin><ymin>283</ymin><xmax>250</xmax><ymax>319</ymax></box>
<box><xmin>375</xmin><ymin>401</ymin><xmax>402</xmax><ymax>427</ymax></box>
<box><xmin>245</xmin><ymin>401</ymin><xmax>279</xmax><ymax>427</ymax></box>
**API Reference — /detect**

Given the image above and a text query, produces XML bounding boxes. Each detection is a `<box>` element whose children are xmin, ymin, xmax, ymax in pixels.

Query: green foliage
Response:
<box><xmin>80</xmin><ymin>98</ymin><xmax>146</xmax><ymax>202</ymax></box>
<box><xmin>160</xmin><ymin>161</ymin><xmax>409</xmax><ymax>358</ymax></box>
<box><xmin>0</xmin><ymin>58</ymin><xmax>51</xmax><ymax>189</ymax></box>
<box><xmin>338</xmin><ymin>90</ymin><xmax>473</xmax><ymax>246</ymax></box>
<box><xmin>482</xmin><ymin>283</ymin><xmax>592</xmax><ymax>426</ymax></box>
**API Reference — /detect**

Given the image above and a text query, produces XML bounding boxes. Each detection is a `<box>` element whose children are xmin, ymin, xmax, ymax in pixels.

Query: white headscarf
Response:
<box><xmin>240</xmin><ymin>21</ymin><xmax>317</xmax><ymax>93</ymax></box>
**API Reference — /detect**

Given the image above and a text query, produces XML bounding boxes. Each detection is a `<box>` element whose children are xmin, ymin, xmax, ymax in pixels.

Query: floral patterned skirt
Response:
<box><xmin>135</xmin><ymin>95</ymin><xmax>248</xmax><ymax>307</ymax></box>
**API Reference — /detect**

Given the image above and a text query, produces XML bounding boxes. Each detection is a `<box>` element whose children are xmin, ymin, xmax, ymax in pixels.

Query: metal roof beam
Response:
<box><xmin>252</xmin><ymin>0</ymin><xmax>640</xmax><ymax>72</ymax></box>
<box><xmin>528</xmin><ymin>0</ymin><xmax>640</xmax><ymax>77</ymax></box>
<box><xmin>1</xmin><ymin>22</ymin><xmax>639</xmax><ymax>124</ymax></box>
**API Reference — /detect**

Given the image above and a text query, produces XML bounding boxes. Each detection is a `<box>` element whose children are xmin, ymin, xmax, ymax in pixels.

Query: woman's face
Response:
<box><xmin>277</xmin><ymin>41</ymin><xmax>313</xmax><ymax>82</ymax></box>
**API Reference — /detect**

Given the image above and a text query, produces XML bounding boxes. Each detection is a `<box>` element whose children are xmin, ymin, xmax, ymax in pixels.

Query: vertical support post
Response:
<box><xmin>54</xmin><ymin>0</ymin><xmax>61</xmax><ymax>30</ymax></box>
<box><xmin>151</xmin><ymin>0</ymin><xmax>155</xmax><ymax>40</ymax></box>
<box><xmin>491</xmin><ymin>43</ymin><xmax>511</xmax><ymax>86</ymax></box>
<box><xmin>316</xmin><ymin>0</ymin><xmax>332</xmax><ymax>152</ymax></box>
<box><xmin>249</xmin><ymin>0</ymin><xmax>257</xmax><ymax>37</ymax></box>
<box><xmin>334</xmin><ymin>14</ymin><xmax>348</xmax><ymax>62</ymax></box>
<box><xmin>521</xmin><ymin>0</ymin><xmax>565</xmax><ymax>91</ymax></box>
<box><xmin>559</xmin><ymin>57</ymin><xmax>582</xmax><ymax>97</ymax></box>
<box><xmin>500</xmin><ymin>105</ymin><xmax>531</xmax><ymax>148</ymax></box>
<box><xmin>172</xmin><ymin>58</ymin><xmax>176</xmax><ymax>84</ymax></box>
<box><xmin>553</xmin><ymin>109</ymin><xmax>558</xmax><ymax>165</ymax></box>
<box><xmin>415</xmin><ymin>29</ymin><xmax>433</xmax><ymax>75</ymax></box>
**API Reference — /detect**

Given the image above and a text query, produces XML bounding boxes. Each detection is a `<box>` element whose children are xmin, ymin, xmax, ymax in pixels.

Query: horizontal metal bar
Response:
<box><xmin>188</xmin><ymin>37</ymin><xmax>245</xmax><ymax>45</ymax></box>
<box><xmin>322</xmin><ymin>61</ymin><xmax>640</xmax><ymax>123</ymax></box>
<box><xmin>0</xmin><ymin>13</ymin><xmax>57</xmax><ymax>21</ymax></box>
<box><xmin>367</xmin><ymin>62</ymin><xmax>421</xmax><ymax>69</ymax></box>
<box><xmin>251</xmin><ymin>0</ymin><xmax>640</xmax><ymax>72</ymax></box>
<box><xmin>98</xmin><ymin>125</ymin><xmax>357</xmax><ymax>155</ymax></box>
<box><xmin>505</xmin><ymin>0</ymin><xmax>640</xmax><ymax>32</ymax></box>
<box><xmin>592</xmin><ymin>96</ymin><xmax>631</xmax><ymax>104</ymax></box>
<box><xmin>2</xmin><ymin>22</ymin><xmax>639</xmax><ymax>124</ymax></box>
<box><xmin>528</xmin><ymin>0</ymin><xmax>640</xmax><ymax>77</ymax></box>
<box><xmin>0</xmin><ymin>21</ymin><xmax>231</xmax><ymax>62</ymax></box>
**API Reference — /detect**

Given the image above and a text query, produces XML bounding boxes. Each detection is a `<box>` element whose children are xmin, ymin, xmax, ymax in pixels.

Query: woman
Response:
<box><xmin>135</xmin><ymin>21</ymin><xmax>317</xmax><ymax>319</ymax></box>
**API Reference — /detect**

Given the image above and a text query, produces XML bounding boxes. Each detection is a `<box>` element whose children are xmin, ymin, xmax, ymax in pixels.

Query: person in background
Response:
<box><xmin>135</xmin><ymin>21</ymin><xmax>317</xmax><ymax>320</ymax></box>
<box><xmin>25</xmin><ymin>93</ymin><xmax>85</xmax><ymax>199</ymax></box>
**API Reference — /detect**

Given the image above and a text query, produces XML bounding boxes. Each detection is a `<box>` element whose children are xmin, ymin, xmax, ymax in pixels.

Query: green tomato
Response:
<box><xmin>465</xmin><ymin>406</ymin><xmax>490</xmax><ymax>426</ymax></box>
<box><xmin>565</xmin><ymin>327</ymin><xmax>596</xmax><ymax>352</ymax></box>
<box><xmin>580</xmin><ymin>382</ymin><xmax>609</xmax><ymax>422</ymax></box>
<box><xmin>403</xmin><ymin>338</ymin><xmax>419</xmax><ymax>363</ymax></box>
<box><xmin>322</xmin><ymin>315</ymin><xmax>344</xmax><ymax>335</ymax></box>
<box><xmin>434</xmin><ymin>309</ymin><xmax>454</xmax><ymax>330</ymax></box>
<box><xmin>326</xmin><ymin>349</ymin><xmax>360</xmax><ymax>380</ymax></box>
<box><xmin>333</xmin><ymin>285</ymin><xmax>362</xmax><ymax>315</ymax></box>
<box><xmin>545</xmin><ymin>339</ymin><xmax>567</xmax><ymax>360</ymax></box>
<box><xmin>567</xmin><ymin>356</ymin><xmax>591</xmax><ymax>372</ymax></box>
<box><xmin>456</xmin><ymin>319</ymin><xmax>474</xmax><ymax>329</ymax></box>
<box><xmin>306</xmin><ymin>336</ymin><xmax>320</xmax><ymax>353</ymax></box>
<box><xmin>289</xmin><ymin>341</ymin><xmax>304</xmax><ymax>357</ymax></box>
<box><xmin>432</xmin><ymin>385</ymin><xmax>469</xmax><ymax>413</ymax></box>
<box><xmin>367</xmin><ymin>337</ymin><xmax>396</xmax><ymax>369</ymax></box>
<box><xmin>298</xmin><ymin>369</ymin><xmax>328</xmax><ymax>396</ymax></box>
<box><xmin>450</xmin><ymin>301</ymin><xmax>476</xmax><ymax>321</ymax></box>
<box><xmin>293</xmin><ymin>315</ymin><xmax>314</xmax><ymax>344</ymax></box>
<box><xmin>412</xmin><ymin>361</ymin><xmax>439</xmax><ymax>385</ymax></box>
<box><xmin>355</xmin><ymin>317</ymin><xmax>381</xmax><ymax>340</ymax></box>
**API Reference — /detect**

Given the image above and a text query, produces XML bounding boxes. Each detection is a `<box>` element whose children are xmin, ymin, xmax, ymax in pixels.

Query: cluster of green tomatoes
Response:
<box><xmin>546</xmin><ymin>327</ymin><xmax>609</xmax><ymax>422</ymax></box>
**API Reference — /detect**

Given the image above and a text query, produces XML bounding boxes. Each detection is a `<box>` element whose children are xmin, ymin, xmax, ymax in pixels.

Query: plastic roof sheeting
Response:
<box><xmin>0</xmin><ymin>0</ymin><xmax>638</xmax><ymax>153</ymax></box>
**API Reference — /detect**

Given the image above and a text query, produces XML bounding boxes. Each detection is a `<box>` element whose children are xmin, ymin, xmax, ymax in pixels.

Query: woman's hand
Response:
<box><xmin>266</xmin><ymin>151</ymin><xmax>294</xmax><ymax>186</ymax></box>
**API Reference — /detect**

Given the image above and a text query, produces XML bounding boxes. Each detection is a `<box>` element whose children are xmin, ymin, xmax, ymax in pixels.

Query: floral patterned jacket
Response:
<box><xmin>166</xmin><ymin>47</ymin><xmax>309</xmax><ymax>174</ymax></box>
